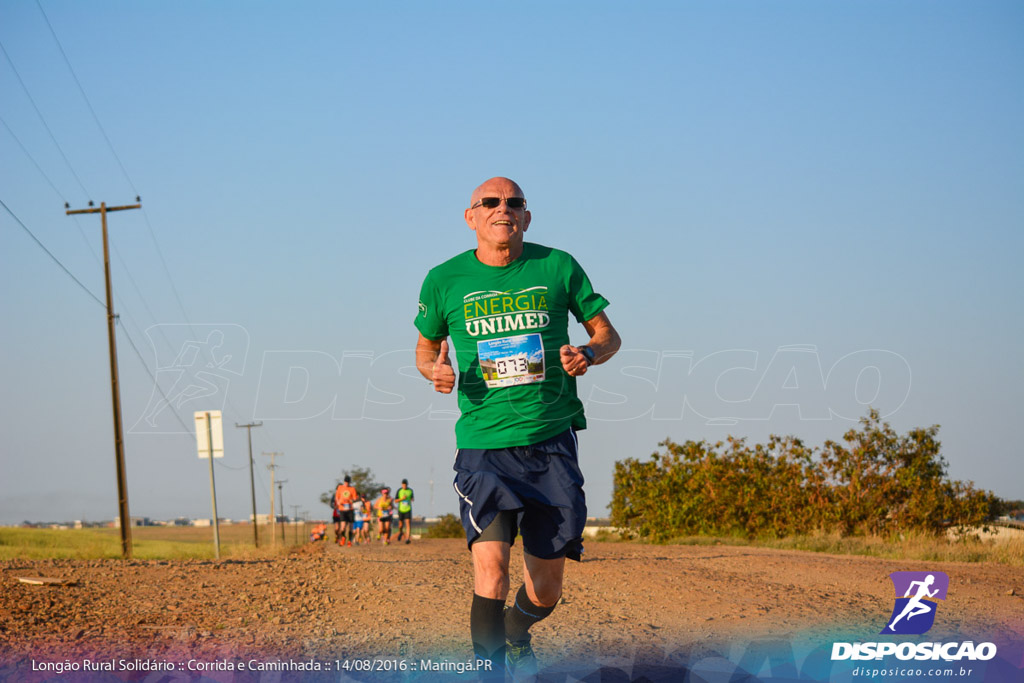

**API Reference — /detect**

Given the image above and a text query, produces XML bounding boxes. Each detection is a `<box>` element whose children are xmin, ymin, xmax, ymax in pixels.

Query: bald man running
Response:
<box><xmin>414</xmin><ymin>177</ymin><xmax>621</xmax><ymax>678</ymax></box>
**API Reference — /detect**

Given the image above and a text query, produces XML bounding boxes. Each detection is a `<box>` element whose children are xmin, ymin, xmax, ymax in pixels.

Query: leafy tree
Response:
<box><xmin>997</xmin><ymin>500</ymin><xmax>1024</xmax><ymax>518</ymax></box>
<box><xmin>318</xmin><ymin>465</ymin><xmax>385</xmax><ymax>508</ymax></box>
<box><xmin>611</xmin><ymin>409</ymin><xmax>1002</xmax><ymax>541</ymax></box>
<box><xmin>424</xmin><ymin>513</ymin><xmax>465</xmax><ymax>538</ymax></box>
<box><xmin>820</xmin><ymin>409</ymin><xmax>1000</xmax><ymax>535</ymax></box>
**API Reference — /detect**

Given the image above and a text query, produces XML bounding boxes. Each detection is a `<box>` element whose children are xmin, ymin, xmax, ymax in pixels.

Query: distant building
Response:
<box><xmin>114</xmin><ymin>516</ymin><xmax>151</xmax><ymax>528</ymax></box>
<box><xmin>253</xmin><ymin>513</ymin><xmax>288</xmax><ymax>524</ymax></box>
<box><xmin>191</xmin><ymin>518</ymin><xmax>230</xmax><ymax>527</ymax></box>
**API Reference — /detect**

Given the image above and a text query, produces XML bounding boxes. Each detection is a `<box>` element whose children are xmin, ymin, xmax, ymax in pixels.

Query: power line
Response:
<box><xmin>3</xmin><ymin>116</ymin><xmax>181</xmax><ymax>387</ymax></box>
<box><xmin>138</xmin><ymin>207</ymin><xmax>196</xmax><ymax>333</ymax></box>
<box><xmin>2</xmin><ymin>114</ymin><xmax>177</xmax><ymax>362</ymax></box>
<box><xmin>0</xmin><ymin>197</ymin><xmax>105</xmax><ymax>307</ymax></box>
<box><xmin>0</xmin><ymin>39</ymin><xmax>89</xmax><ymax>199</ymax></box>
<box><xmin>116</xmin><ymin>318</ymin><xmax>194</xmax><ymax>435</ymax></box>
<box><xmin>30</xmin><ymin>5</ymin><xmax>198</xmax><ymax>343</ymax></box>
<box><xmin>0</xmin><ymin>114</ymin><xmax>68</xmax><ymax>201</ymax></box>
<box><xmin>214</xmin><ymin>460</ymin><xmax>252</xmax><ymax>471</ymax></box>
<box><xmin>0</xmin><ymin>114</ymin><xmax>155</xmax><ymax>327</ymax></box>
<box><xmin>35</xmin><ymin>0</ymin><xmax>137</xmax><ymax>195</ymax></box>
<box><xmin>109</xmin><ymin>239</ymin><xmax>178</xmax><ymax>356</ymax></box>
<box><xmin>0</xmin><ymin>54</ymin><xmax>116</xmax><ymax>309</ymax></box>
<box><xmin>8</xmin><ymin>9</ymin><xmax>288</xmax><ymax>523</ymax></box>
<box><xmin>0</xmin><ymin>113</ymin><xmax>99</xmax><ymax>259</ymax></box>
<box><xmin>36</xmin><ymin>10</ymin><xmax>278</xmax><ymax>452</ymax></box>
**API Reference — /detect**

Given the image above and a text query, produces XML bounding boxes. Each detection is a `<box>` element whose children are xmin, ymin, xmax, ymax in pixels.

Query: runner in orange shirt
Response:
<box><xmin>333</xmin><ymin>475</ymin><xmax>358</xmax><ymax>546</ymax></box>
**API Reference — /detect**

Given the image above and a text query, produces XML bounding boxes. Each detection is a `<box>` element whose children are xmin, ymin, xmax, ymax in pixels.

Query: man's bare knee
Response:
<box><xmin>523</xmin><ymin>554</ymin><xmax>566</xmax><ymax>607</ymax></box>
<box><xmin>524</xmin><ymin>577</ymin><xmax>561</xmax><ymax>607</ymax></box>
<box><xmin>472</xmin><ymin>541</ymin><xmax>511</xmax><ymax>600</ymax></box>
<box><xmin>476</xmin><ymin>566</ymin><xmax>510</xmax><ymax>600</ymax></box>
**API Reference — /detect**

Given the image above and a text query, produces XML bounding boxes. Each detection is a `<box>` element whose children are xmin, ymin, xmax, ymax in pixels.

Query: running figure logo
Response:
<box><xmin>129</xmin><ymin>324</ymin><xmax>249</xmax><ymax>434</ymax></box>
<box><xmin>882</xmin><ymin>571</ymin><xmax>949</xmax><ymax>635</ymax></box>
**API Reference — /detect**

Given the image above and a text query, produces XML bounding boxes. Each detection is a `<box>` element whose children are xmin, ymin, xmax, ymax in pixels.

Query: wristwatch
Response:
<box><xmin>579</xmin><ymin>345</ymin><xmax>596</xmax><ymax>366</ymax></box>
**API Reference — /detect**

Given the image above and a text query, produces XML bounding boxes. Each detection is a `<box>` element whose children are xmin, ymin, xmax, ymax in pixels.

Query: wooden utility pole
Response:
<box><xmin>276</xmin><ymin>479</ymin><xmax>288</xmax><ymax>545</ymax></box>
<box><xmin>262</xmin><ymin>452</ymin><xmax>282</xmax><ymax>546</ymax></box>
<box><xmin>290</xmin><ymin>505</ymin><xmax>301</xmax><ymax>545</ymax></box>
<box><xmin>235</xmin><ymin>421</ymin><xmax>262</xmax><ymax>546</ymax></box>
<box><xmin>65</xmin><ymin>200</ymin><xmax>140</xmax><ymax>559</ymax></box>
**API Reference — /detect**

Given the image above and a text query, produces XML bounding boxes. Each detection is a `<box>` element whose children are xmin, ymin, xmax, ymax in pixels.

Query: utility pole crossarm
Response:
<box><xmin>66</xmin><ymin>203</ymin><xmax>141</xmax><ymax>216</ymax></box>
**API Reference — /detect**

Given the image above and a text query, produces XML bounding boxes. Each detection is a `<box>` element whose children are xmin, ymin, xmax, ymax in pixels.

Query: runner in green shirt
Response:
<box><xmin>395</xmin><ymin>479</ymin><xmax>414</xmax><ymax>544</ymax></box>
<box><xmin>414</xmin><ymin>177</ymin><xmax>621</xmax><ymax>678</ymax></box>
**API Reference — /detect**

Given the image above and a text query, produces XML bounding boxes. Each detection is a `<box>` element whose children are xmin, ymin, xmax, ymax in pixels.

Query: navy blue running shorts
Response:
<box><xmin>452</xmin><ymin>428</ymin><xmax>587</xmax><ymax>561</ymax></box>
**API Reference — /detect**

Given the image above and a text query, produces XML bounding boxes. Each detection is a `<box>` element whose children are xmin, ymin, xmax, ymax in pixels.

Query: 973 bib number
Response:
<box><xmin>477</xmin><ymin>333</ymin><xmax>545</xmax><ymax>388</ymax></box>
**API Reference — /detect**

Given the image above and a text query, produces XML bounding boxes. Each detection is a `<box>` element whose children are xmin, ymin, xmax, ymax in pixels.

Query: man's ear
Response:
<box><xmin>523</xmin><ymin>209</ymin><xmax>532</xmax><ymax>232</ymax></box>
<box><xmin>465</xmin><ymin>207</ymin><xmax>477</xmax><ymax>232</ymax></box>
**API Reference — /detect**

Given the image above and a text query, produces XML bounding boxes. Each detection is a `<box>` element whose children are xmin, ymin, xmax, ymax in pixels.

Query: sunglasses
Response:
<box><xmin>471</xmin><ymin>197</ymin><xmax>527</xmax><ymax>210</ymax></box>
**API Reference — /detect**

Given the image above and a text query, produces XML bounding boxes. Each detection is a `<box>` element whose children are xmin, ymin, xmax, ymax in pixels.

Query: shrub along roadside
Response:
<box><xmin>423</xmin><ymin>513</ymin><xmax>465</xmax><ymax>539</ymax></box>
<box><xmin>611</xmin><ymin>410</ymin><xmax>1002</xmax><ymax>542</ymax></box>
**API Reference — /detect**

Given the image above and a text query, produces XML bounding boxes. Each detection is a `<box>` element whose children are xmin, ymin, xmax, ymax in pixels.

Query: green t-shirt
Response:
<box><xmin>415</xmin><ymin>242</ymin><xmax>610</xmax><ymax>448</ymax></box>
<box><xmin>396</xmin><ymin>487</ymin><xmax>413</xmax><ymax>513</ymax></box>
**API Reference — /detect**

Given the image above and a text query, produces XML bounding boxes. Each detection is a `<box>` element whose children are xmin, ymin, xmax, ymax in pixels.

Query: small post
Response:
<box><xmin>205</xmin><ymin>411</ymin><xmax>221</xmax><ymax>559</ymax></box>
<box><xmin>194</xmin><ymin>410</ymin><xmax>224</xmax><ymax>559</ymax></box>
<box><xmin>276</xmin><ymin>479</ymin><xmax>288</xmax><ymax>545</ymax></box>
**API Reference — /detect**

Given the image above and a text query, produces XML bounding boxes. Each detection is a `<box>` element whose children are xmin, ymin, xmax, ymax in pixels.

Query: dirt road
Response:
<box><xmin>1</xmin><ymin>540</ymin><xmax>1021</xmax><ymax>681</ymax></box>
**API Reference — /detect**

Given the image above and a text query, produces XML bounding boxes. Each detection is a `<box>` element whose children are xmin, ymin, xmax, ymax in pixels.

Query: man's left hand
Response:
<box><xmin>560</xmin><ymin>345</ymin><xmax>588</xmax><ymax>377</ymax></box>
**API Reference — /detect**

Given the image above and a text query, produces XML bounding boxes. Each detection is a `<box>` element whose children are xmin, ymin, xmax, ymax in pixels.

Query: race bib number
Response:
<box><xmin>477</xmin><ymin>333</ymin><xmax>546</xmax><ymax>388</ymax></box>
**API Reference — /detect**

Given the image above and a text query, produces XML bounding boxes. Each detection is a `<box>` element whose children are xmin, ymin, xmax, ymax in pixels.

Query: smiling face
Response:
<box><xmin>464</xmin><ymin>177</ymin><xmax>531</xmax><ymax>262</ymax></box>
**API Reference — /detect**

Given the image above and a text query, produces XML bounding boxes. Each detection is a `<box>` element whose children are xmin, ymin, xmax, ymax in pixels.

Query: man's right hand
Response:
<box><xmin>432</xmin><ymin>339</ymin><xmax>455</xmax><ymax>393</ymax></box>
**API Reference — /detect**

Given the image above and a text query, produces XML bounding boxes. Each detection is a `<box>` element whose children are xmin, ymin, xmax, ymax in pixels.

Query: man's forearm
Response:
<box><xmin>583</xmin><ymin>317</ymin><xmax>621</xmax><ymax>366</ymax></box>
<box><xmin>416</xmin><ymin>350</ymin><xmax>437</xmax><ymax>381</ymax></box>
<box><xmin>415</xmin><ymin>338</ymin><xmax>440</xmax><ymax>381</ymax></box>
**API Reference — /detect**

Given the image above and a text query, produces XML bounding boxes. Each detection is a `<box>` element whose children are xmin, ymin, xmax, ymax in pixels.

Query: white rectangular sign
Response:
<box><xmin>194</xmin><ymin>411</ymin><xmax>224</xmax><ymax>459</ymax></box>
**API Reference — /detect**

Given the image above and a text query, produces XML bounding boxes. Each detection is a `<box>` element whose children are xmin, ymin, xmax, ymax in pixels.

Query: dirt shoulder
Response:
<box><xmin>1</xmin><ymin>540</ymin><xmax>1021</xmax><ymax>680</ymax></box>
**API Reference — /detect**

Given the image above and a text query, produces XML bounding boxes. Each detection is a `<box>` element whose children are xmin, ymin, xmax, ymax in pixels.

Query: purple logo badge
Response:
<box><xmin>882</xmin><ymin>571</ymin><xmax>949</xmax><ymax>635</ymax></box>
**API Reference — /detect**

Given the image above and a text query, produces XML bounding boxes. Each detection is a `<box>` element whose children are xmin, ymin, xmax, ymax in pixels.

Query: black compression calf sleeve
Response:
<box><xmin>470</xmin><ymin>594</ymin><xmax>506</xmax><ymax>663</ymax></box>
<box><xmin>504</xmin><ymin>585</ymin><xmax>557</xmax><ymax>644</ymax></box>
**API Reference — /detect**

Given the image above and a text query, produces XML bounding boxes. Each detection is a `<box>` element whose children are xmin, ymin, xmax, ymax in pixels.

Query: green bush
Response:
<box><xmin>424</xmin><ymin>513</ymin><xmax>465</xmax><ymax>539</ymax></box>
<box><xmin>611</xmin><ymin>410</ymin><xmax>1001</xmax><ymax>541</ymax></box>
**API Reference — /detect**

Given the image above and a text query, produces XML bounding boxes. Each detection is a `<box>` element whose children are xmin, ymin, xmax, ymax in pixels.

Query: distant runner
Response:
<box><xmin>334</xmin><ymin>476</ymin><xmax>358</xmax><ymax>547</ymax></box>
<box><xmin>395</xmin><ymin>479</ymin><xmax>415</xmax><ymax>544</ymax></box>
<box><xmin>330</xmin><ymin>484</ymin><xmax>343</xmax><ymax>543</ymax></box>
<box><xmin>375</xmin><ymin>487</ymin><xmax>395</xmax><ymax>545</ymax></box>
<box><xmin>352</xmin><ymin>497</ymin><xmax>366</xmax><ymax>546</ymax></box>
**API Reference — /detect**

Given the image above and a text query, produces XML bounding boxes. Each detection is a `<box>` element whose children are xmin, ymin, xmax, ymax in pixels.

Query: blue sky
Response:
<box><xmin>1</xmin><ymin>1</ymin><xmax>1022</xmax><ymax>525</ymax></box>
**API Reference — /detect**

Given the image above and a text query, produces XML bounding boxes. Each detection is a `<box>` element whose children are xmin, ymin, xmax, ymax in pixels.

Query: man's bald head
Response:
<box><xmin>470</xmin><ymin>177</ymin><xmax>525</xmax><ymax>207</ymax></box>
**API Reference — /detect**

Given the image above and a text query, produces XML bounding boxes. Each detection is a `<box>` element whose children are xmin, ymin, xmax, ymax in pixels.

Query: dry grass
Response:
<box><xmin>593</xmin><ymin>527</ymin><xmax>1024</xmax><ymax>566</ymax></box>
<box><xmin>0</xmin><ymin>524</ymin><xmax>305</xmax><ymax>561</ymax></box>
<box><xmin>6</xmin><ymin>524</ymin><xmax>1022</xmax><ymax>565</ymax></box>
<box><xmin>1</xmin><ymin>521</ymin><xmax>437</xmax><ymax>560</ymax></box>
